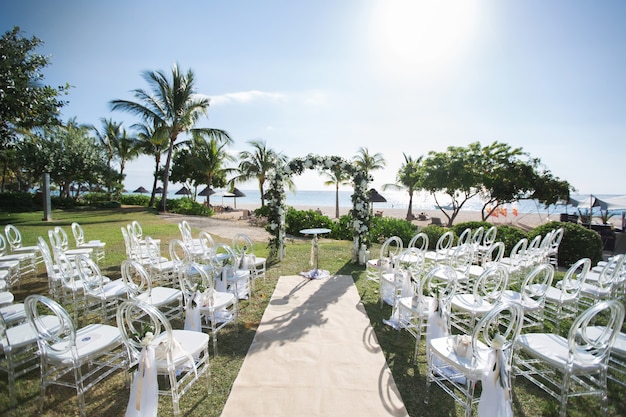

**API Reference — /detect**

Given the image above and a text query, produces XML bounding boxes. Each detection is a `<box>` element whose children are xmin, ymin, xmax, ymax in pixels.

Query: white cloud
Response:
<box><xmin>204</xmin><ymin>90</ymin><xmax>287</xmax><ymax>106</ymax></box>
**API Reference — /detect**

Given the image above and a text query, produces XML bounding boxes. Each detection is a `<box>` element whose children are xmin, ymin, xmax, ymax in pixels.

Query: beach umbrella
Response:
<box><xmin>155</xmin><ymin>186</ymin><xmax>164</xmax><ymax>194</ymax></box>
<box><xmin>368</xmin><ymin>188</ymin><xmax>387</xmax><ymax>214</ymax></box>
<box><xmin>79</xmin><ymin>185</ymin><xmax>89</xmax><ymax>192</ymax></box>
<box><xmin>133</xmin><ymin>186</ymin><xmax>149</xmax><ymax>194</ymax></box>
<box><xmin>198</xmin><ymin>187</ymin><xmax>215</xmax><ymax>197</ymax></box>
<box><xmin>175</xmin><ymin>186</ymin><xmax>191</xmax><ymax>196</ymax></box>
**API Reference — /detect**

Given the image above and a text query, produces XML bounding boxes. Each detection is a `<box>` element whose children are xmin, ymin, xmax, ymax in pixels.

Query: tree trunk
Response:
<box><xmin>335</xmin><ymin>183</ymin><xmax>340</xmax><ymax>218</ymax></box>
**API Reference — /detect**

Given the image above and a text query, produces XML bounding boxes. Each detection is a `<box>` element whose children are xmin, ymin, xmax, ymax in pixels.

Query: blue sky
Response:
<box><xmin>2</xmin><ymin>0</ymin><xmax>625</xmax><ymax>196</ymax></box>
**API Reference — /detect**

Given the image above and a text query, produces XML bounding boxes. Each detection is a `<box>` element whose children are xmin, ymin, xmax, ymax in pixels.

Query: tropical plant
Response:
<box><xmin>353</xmin><ymin>147</ymin><xmax>386</xmax><ymax>179</ymax></box>
<box><xmin>382</xmin><ymin>153</ymin><xmax>423</xmax><ymax>221</ymax></box>
<box><xmin>133</xmin><ymin>121</ymin><xmax>169</xmax><ymax>207</ymax></box>
<box><xmin>233</xmin><ymin>140</ymin><xmax>288</xmax><ymax>207</ymax></box>
<box><xmin>110</xmin><ymin>63</ymin><xmax>228</xmax><ymax>212</ymax></box>
<box><xmin>322</xmin><ymin>164</ymin><xmax>351</xmax><ymax>218</ymax></box>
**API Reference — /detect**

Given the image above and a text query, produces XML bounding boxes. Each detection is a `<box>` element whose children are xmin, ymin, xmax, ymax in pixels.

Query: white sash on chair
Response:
<box><xmin>126</xmin><ymin>345</ymin><xmax>158</xmax><ymax>417</ymax></box>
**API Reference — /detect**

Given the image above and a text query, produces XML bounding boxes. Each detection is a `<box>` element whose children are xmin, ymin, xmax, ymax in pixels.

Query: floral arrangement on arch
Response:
<box><xmin>265</xmin><ymin>153</ymin><xmax>371</xmax><ymax>262</ymax></box>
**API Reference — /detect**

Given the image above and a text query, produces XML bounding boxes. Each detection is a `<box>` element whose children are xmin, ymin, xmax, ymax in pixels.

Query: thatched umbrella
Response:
<box><xmin>175</xmin><ymin>186</ymin><xmax>191</xmax><ymax>196</ymax></box>
<box><xmin>154</xmin><ymin>186</ymin><xmax>164</xmax><ymax>194</ymax></box>
<box><xmin>133</xmin><ymin>186</ymin><xmax>149</xmax><ymax>194</ymax></box>
<box><xmin>368</xmin><ymin>188</ymin><xmax>387</xmax><ymax>214</ymax></box>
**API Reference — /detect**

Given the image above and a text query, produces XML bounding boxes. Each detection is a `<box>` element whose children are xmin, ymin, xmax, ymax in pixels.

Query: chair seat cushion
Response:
<box><xmin>3</xmin><ymin>315</ymin><xmax>60</xmax><ymax>349</ymax></box>
<box><xmin>429</xmin><ymin>336</ymin><xmax>490</xmax><ymax>379</ymax></box>
<box><xmin>47</xmin><ymin>323</ymin><xmax>121</xmax><ymax>364</ymax></box>
<box><xmin>500</xmin><ymin>290</ymin><xmax>542</xmax><ymax>311</ymax></box>
<box><xmin>153</xmin><ymin>329</ymin><xmax>209</xmax><ymax>371</ymax></box>
<box><xmin>0</xmin><ymin>303</ymin><xmax>26</xmax><ymax>325</ymax></box>
<box><xmin>587</xmin><ymin>326</ymin><xmax>626</xmax><ymax>357</ymax></box>
<box><xmin>543</xmin><ymin>286</ymin><xmax>577</xmax><ymax>304</ymax></box>
<box><xmin>517</xmin><ymin>333</ymin><xmax>602</xmax><ymax>373</ymax></box>
<box><xmin>451</xmin><ymin>294</ymin><xmax>495</xmax><ymax>314</ymax></box>
<box><xmin>137</xmin><ymin>287</ymin><xmax>181</xmax><ymax>307</ymax></box>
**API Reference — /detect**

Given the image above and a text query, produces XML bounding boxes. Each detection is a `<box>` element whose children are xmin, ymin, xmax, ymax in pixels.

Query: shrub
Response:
<box><xmin>254</xmin><ymin>205</ymin><xmax>271</xmax><ymax>218</ymax></box>
<box><xmin>369</xmin><ymin>216</ymin><xmax>419</xmax><ymax>247</ymax></box>
<box><xmin>452</xmin><ymin>221</ymin><xmax>492</xmax><ymax>237</ymax></box>
<box><xmin>0</xmin><ymin>192</ymin><xmax>34</xmax><ymax>212</ymax></box>
<box><xmin>119</xmin><ymin>194</ymin><xmax>150</xmax><ymax>207</ymax></box>
<box><xmin>493</xmin><ymin>225</ymin><xmax>527</xmax><ymax>256</ymax></box>
<box><xmin>165</xmin><ymin>197</ymin><xmax>212</xmax><ymax>216</ymax></box>
<box><xmin>528</xmin><ymin>222</ymin><xmax>603</xmax><ymax>266</ymax></box>
<box><xmin>420</xmin><ymin>225</ymin><xmax>450</xmax><ymax>250</ymax></box>
<box><xmin>285</xmin><ymin>206</ymin><xmax>334</xmax><ymax>236</ymax></box>
<box><xmin>331</xmin><ymin>215</ymin><xmax>354</xmax><ymax>241</ymax></box>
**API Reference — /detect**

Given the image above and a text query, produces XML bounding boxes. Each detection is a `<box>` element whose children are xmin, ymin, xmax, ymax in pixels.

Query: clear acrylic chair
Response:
<box><xmin>116</xmin><ymin>299</ymin><xmax>210</xmax><ymax>416</ymax></box>
<box><xmin>0</xmin><ymin>309</ymin><xmax>60</xmax><ymax>406</ymax></box>
<box><xmin>499</xmin><ymin>237</ymin><xmax>528</xmax><ymax>285</ymax></box>
<box><xmin>397</xmin><ymin>264</ymin><xmax>458</xmax><ymax>362</ymax></box>
<box><xmin>145</xmin><ymin>236</ymin><xmax>177</xmax><ymax>286</ymax></box>
<box><xmin>210</xmin><ymin>243</ymin><xmax>251</xmax><ymax>299</ymax></box>
<box><xmin>178</xmin><ymin>220</ymin><xmax>204</xmax><ymax>261</ymax></box>
<box><xmin>449</xmin><ymin>264</ymin><xmax>510</xmax><ymax>335</ymax></box>
<box><xmin>49</xmin><ymin>227</ymin><xmax>93</xmax><ymax>259</ymax></box>
<box><xmin>24</xmin><ymin>294</ymin><xmax>128</xmax><ymax>417</ymax></box>
<box><xmin>0</xmin><ymin>233</ymin><xmax>36</xmax><ymax>286</ymax></box>
<box><xmin>544</xmin><ymin>258</ymin><xmax>591</xmax><ymax>334</ymax></box>
<box><xmin>4</xmin><ymin>224</ymin><xmax>42</xmax><ymax>266</ymax></box>
<box><xmin>476</xmin><ymin>225</ymin><xmax>497</xmax><ymax>263</ymax></box>
<box><xmin>579</xmin><ymin>254</ymin><xmax>625</xmax><ymax>308</ymax></box>
<box><xmin>71</xmin><ymin>222</ymin><xmax>106</xmax><ymax>264</ymax></box>
<box><xmin>120</xmin><ymin>259</ymin><xmax>183</xmax><ymax>320</ymax></box>
<box><xmin>407</xmin><ymin>231</ymin><xmax>429</xmax><ymax>252</ymax></box>
<box><xmin>547</xmin><ymin>227</ymin><xmax>564</xmax><ymax>267</ymax></box>
<box><xmin>424</xmin><ymin>231</ymin><xmax>455</xmax><ymax>265</ymax></box>
<box><xmin>426</xmin><ymin>301</ymin><xmax>524</xmax><ymax>417</ymax></box>
<box><xmin>178</xmin><ymin>261</ymin><xmax>238</xmax><ymax>355</ymax></box>
<box><xmin>75</xmin><ymin>254</ymin><xmax>126</xmax><ymax>323</ymax></box>
<box><xmin>586</xmin><ymin>325</ymin><xmax>626</xmax><ymax>388</ymax></box>
<box><xmin>232</xmin><ymin>233</ymin><xmax>267</xmax><ymax>282</ymax></box>
<box><xmin>514</xmin><ymin>299</ymin><xmax>625</xmax><ymax>417</ymax></box>
<box><xmin>366</xmin><ymin>236</ymin><xmax>403</xmax><ymax>284</ymax></box>
<box><xmin>500</xmin><ymin>263</ymin><xmax>554</xmax><ymax>331</ymax></box>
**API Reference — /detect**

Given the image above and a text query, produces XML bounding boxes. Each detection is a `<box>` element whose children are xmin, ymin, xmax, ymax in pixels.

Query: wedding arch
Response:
<box><xmin>265</xmin><ymin>154</ymin><xmax>371</xmax><ymax>262</ymax></box>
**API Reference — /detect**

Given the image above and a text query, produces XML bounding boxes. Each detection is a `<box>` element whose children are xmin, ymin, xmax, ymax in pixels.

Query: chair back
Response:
<box><xmin>179</xmin><ymin>261</ymin><xmax>217</xmax><ymax>296</ymax></box>
<box><xmin>379</xmin><ymin>236</ymin><xmax>403</xmax><ymax>262</ymax></box>
<box><xmin>117</xmin><ymin>299</ymin><xmax>173</xmax><ymax>362</ymax></box>
<box><xmin>121</xmin><ymin>259</ymin><xmax>153</xmax><ymax>299</ymax></box>
<box><xmin>482</xmin><ymin>241</ymin><xmax>505</xmax><ymax>267</ymax></box>
<box><xmin>24</xmin><ymin>295</ymin><xmax>77</xmax><ymax>359</ymax></box>
<box><xmin>457</xmin><ymin>228</ymin><xmax>472</xmax><ymax>246</ymax></box>
<box><xmin>569</xmin><ymin>299</ymin><xmax>625</xmax><ymax>367</ymax></box>
<box><xmin>594</xmin><ymin>254</ymin><xmax>625</xmax><ymax>290</ymax></box>
<box><xmin>71</xmin><ymin>222</ymin><xmax>85</xmax><ymax>246</ymax></box>
<box><xmin>130</xmin><ymin>220</ymin><xmax>143</xmax><ymax>241</ymax></box>
<box><xmin>448</xmin><ymin>243</ymin><xmax>474</xmax><ymax>275</ymax></box>
<box><xmin>508</xmin><ymin>238</ymin><xmax>528</xmax><ymax>264</ymax></box>
<box><xmin>120</xmin><ymin>226</ymin><xmax>133</xmax><ymax>258</ymax></box>
<box><xmin>471</xmin><ymin>227</ymin><xmax>484</xmax><ymax>249</ymax></box>
<box><xmin>558</xmin><ymin>258</ymin><xmax>591</xmax><ymax>299</ymax></box>
<box><xmin>483</xmin><ymin>226</ymin><xmax>497</xmax><ymax>246</ymax></box>
<box><xmin>169</xmin><ymin>239</ymin><xmax>192</xmax><ymax>267</ymax></box>
<box><xmin>420</xmin><ymin>265</ymin><xmax>458</xmax><ymax>319</ymax></box>
<box><xmin>54</xmin><ymin>227</ymin><xmax>71</xmax><ymax>251</ymax></box>
<box><xmin>4</xmin><ymin>225</ymin><xmax>23</xmax><ymax>251</ymax></box>
<box><xmin>472</xmin><ymin>264</ymin><xmax>509</xmax><ymax>305</ymax></box>
<box><xmin>75</xmin><ymin>254</ymin><xmax>106</xmax><ymax>297</ymax></box>
<box><xmin>397</xmin><ymin>248</ymin><xmax>425</xmax><ymax>280</ymax></box>
<box><xmin>47</xmin><ymin>229</ymin><xmax>62</xmax><ymax>252</ymax></box>
<box><xmin>408</xmin><ymin>232</ymin><xmax>429</xmax><ymax>252</ymax></box>
<box><xmin>232</xmin><ymin>233</ymin><xmax>254</xmax><ymax>258</ymax></box>
<box><xmin>54</xmin><ymin>249</ymin><xmax>81</xmax><ymax>291</ymax></box>
<box><xmin>435</xmin><ymin>231</ymin><xmax>454</xmax><ymax>252</ymax></box>
<box><xmin>0</xmin><ymin>234</ymin><xmax>8</xmax><ymax>257</ymax></box>
<box><xmin>471</xmin><ymin>301</ymin><xmax>523</xmax><ymax>360</ymax></box>
<box><xmin>519</xmin><ymin>263</ymin><xmax>554</xmax><ymax>306</ymax></box>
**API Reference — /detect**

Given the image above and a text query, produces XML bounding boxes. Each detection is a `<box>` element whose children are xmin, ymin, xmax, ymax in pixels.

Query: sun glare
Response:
<box><xmin>371</xmin><ymin>0</ymin><xmax>478</xmax><ymax>80</ymax></box>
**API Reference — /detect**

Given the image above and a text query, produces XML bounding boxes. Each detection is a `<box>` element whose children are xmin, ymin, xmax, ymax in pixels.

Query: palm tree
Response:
<box><xmin>353</xmin><ymin>147</ymin><xmax>386</xmax><ymax>179</ymax></box>
<box><xmin>91</xmin><ymin>118</ymin><xmax>123</xmax><ymax>193</ymax></box>
<box><xmin>110</xmin><ymin>63</ymin><xmax>225</xmax><ymax>212</ymax></box>
<box><xmin>133</xmin><ymin>121</ymin><xmax>169</xmax><ymax>207</ymax></box>
<box><xmin>185</xmin><ymin>131</ymin><xmax>235</xmax><ymax>206</ymax></box>
<box><xmin>322</xmin><ymin>165</ymin><xmax>350</xmax><ymax>218</ymax></box>
<box><xmin>115</xmin><ymin>128</ymin><xmax>141</xmax><ymax>186</ymax></box>
<box><xmin>382</xmin><ymin>153</ymin><xmax>423</xmax><ymax>221</ymax></box>
<box><xmin>233</xmin><ymin>140</ymin><xmax>287</xmax><ymax>207</ymax></box>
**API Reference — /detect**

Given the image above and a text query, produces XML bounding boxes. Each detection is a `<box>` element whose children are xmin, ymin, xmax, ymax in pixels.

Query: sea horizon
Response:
<box><xmin>151</xmin><ymin>188</ymin><xmax>623</xmax><ymax>215</ymax></box>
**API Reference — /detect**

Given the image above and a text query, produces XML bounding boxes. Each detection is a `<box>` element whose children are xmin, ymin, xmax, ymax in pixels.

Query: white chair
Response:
<box><xmin>579</xmin><ymin>254</ymin><xmax>625</xmax><ymax>308</ymax></box>
<box><xmin>467</xmin><ymin>241</ymin><xmax>505</xmax><ymax>282</ymax></box>
<box><xmin>366</xmin><ymin>236</ymin><xmax>403</xmax><ymax>284</ymax></box>
<box><xmin>500</xmin><ymin>263</ymin><xmax>554</xmax><ymax>331</ymax></box>
<box><xmin>232</xmin><ymin>233</ymin><xmax>267</xmax><ymax>282</ymax></box>
<box><xmin>120</xmin><ymin>259</ymin><xmax>183</xmax><ymax>320</ymax></box>
<box><xmin>71</xmin><ymin>222</ymin><xmax>106</xmax><ymax>264</ymax></box>
<box><xmin>544</xmin><ymin>258</ymin><xmax>591</xmax><ymax>334</ymax></box>
<box><xmin>450</xmin><ymin>228</ymin><xmax>472</xmax><ymax>252</ymax></box>
<box><xmin>449</xmin><ymin>264</ymin><xmax>510</xmax><ymax>334</ymax></box>
<box><xmin>210</xmin><ymin>243</ymin><xmax>251</xmax><ymax>300</ymax></box>
<box><xmin>476</xmin><ymin>225</ymin><xmax>497</xmax><ymax>263</ymax></box>
<box><xmin>0</xmin><ymin>309</ymin><xmax>60</xmax><ymax>406</ymax></box>
<box><xmin>178</xmin><ymin>220</ymin><xmax>204</xmax><ymax>261</ymax></box>
<box><xmin>424</xmin><ymin>231</ymin><xmax>455</xmax><ymax>265</ymax></box>
<box><xmin>426</xmin><ymin>301</ymin><xmax>524</xmax><ymax>417</ymax></box>
<box><xmin>116</xmin><ymin>299</ymin><xmax>210</xmax><ymax>417</ymax></box>
<box><xmin>499</xmin><ymin>237</ymin><xmax>528</xmax><ymax>284</ymax></box>
<box><xmin>76</xmin><ymin>254</ymin><xmax>126</xmax><ymax>322</ymax></box>
<box><xmin>144</xmin><ymin>236</ymin><xmax>177</xmax><ymax>286</ymax></box>
<box><xmin>407</xmin><ymin>231</ymin><xmax>429</xmax><ymax>252</ymax></box>
<box><xmin>0</xmin><ymin>233</ymin><xmax>36</xmax><ymax>285</ymax></box>
<box><xmin>24</xmin><ymin>294</ymin><xmax>128</xmax><ymax>417</ymax></box>
<box><xmin>178</xmin><ymin>261</ymin><xmax>238</xmax><ymax>355</ymax></box>
<box><xmin>469</xmin><ymin>226</ymin><xmax>484</xmax><ymax>262</ymax></box>
<box><xmin>514</xmin><ymin>299</ymin><xmax>625</xmax><ymax>417</ymax></box>
<box><xmin>547</xmin><ymin>227</ymin><xmax>564</xmax><ymax>267</ymax></box>
<box><xmin>4</xmin><ymin>224</ymin><xmax>42</xmax><ymax>266</ymax></box>
<box><xmin>397</xmin><ymin>265</ymin><xmax>458</xmax><ymax>362</ymax></box>
<box><xmin>54</xmin><ymin>248</ymin><xmax>88</xmax><ymax>324</ymax></box>
<box><xmin>586</xmin><ymin>325</ymin><xmax>626</xmax><ymax>388</ymax></box>
<box><xmin>48</xmin><ymin>227</ymin><xmax>93</xmax><ymax>260</ymax></box>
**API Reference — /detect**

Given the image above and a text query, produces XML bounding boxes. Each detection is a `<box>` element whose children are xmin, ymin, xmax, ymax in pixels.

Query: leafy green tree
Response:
<box><xmin>91</xmin><ymin>118</ymin><xmax>123</xmax><ymax>193</ymax></box>
<box><xmin>170</xmin><ymin>132</ymin><xmax>234</xmax><ymax>205</ymax></box>
<box><xmin>322</xmin><ymin>164</ymin><xmax>351</xmax><ymax>218</ymax></box>
<box><xmin>18</xmin><ymin>119</ymin><xmax>107</xmax><ymax>198</ymax></box>
<box><xmin>382</xmin><ymin>153</ymin><xmax>423</xmax><ymax>221</ymax></box>
<box><xmin>233</xmin><ymin>140</ymin><xmax>288</xmax><ymax>207</ymax></box>
<box><xmin>115</xmin><ymin>128</ymin><xmax>141</xmax><ymax>185</ymax></box>
<box><xmin>111</xmin><ymin>63</ymin><xmax>227</xmax><ymax>211</ymax></box>
<box><xmin>0</xmin><ymin>27</ymin><xmax>69</xmax><ymax>145</ymax></box>
<box><xmin>353</xmin><ymin>147</ymin><xmax>386</xmax><ymax>179</ymax></box>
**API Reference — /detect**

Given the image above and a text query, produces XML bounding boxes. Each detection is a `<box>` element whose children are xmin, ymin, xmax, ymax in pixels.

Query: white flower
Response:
<box><xmin>141</xmin><ymin>332</ymin><xmax>154</xmax><ymax>346</ymax></box>
<box><xmin>269</xmin><ymin>223</ymin><xmax>277</xmax><ymax>230</ymax></box>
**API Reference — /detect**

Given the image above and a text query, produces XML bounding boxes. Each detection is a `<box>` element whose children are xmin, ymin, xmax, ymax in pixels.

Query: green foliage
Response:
<box><xmin>165</xmin><ymin>197</ymin><xmax>212</xmax><ymax>216</ymax></box>
<box><xmin>369</xmin><ymin>216</ymin><xmax>419</xmax><ymax>246</ymax></box>
<box><xmin>494</xmin><ymin>225</ymin><xmax>527</xmax><ymax>255</ymax></box>
<box><xmin>82</xmin><ymin>192</ymin><xmax>112</xmax><ymax>205</ymax></box>
<box><xmin>119</xmin><ymin>194</ymin><xmax>151</xmax><ymax>206</ymax></box>
<box><xmin>284</xmin><ymin>206</ymin><xmax>334</xmax><ymax>236</ymax></box>
<box><xmin>452</xmin><ymin>221</ymin><xmax>492</xmax><ymax>237</ymax></box>
<box><xmin>528</xmin><ymin>222</ymin><xmax>603</xmax><ymax>266</ymax></box>
<box><xmin>50</xmin><ymin>196</ymin><xmax>81</xmax><ymax>208</ymax></box>
<box><xmin>332</xmin><ymin>215</ymin><xmax>354</xmax><ymax>241</ymax></box>
<box><xmin>254</xmin><ymin>205</ymin><xmax>270</xmax><ymax>218</ymax></box>
<box><xmin>0</xmin><ymin>192</ymin><xmax>34</xmax><ymax>212</ymax></box>
<box><xmin>420</xmin><ymin>225</ymin><xmax>449</xmax><ymax>250</ymax></box>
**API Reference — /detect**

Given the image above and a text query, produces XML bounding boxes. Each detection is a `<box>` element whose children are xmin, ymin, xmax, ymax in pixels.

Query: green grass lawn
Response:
<box><xmin>0</xmin><ymin>207</ymin><xmax>624</xmax><ymax>416</ymax></box>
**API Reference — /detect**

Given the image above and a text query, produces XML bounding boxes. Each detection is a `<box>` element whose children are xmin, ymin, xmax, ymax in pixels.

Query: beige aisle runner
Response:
<box><xmin>221</xmin><ymin>275</ymin><xmax>409</xmax><ymax>417</ymax></box>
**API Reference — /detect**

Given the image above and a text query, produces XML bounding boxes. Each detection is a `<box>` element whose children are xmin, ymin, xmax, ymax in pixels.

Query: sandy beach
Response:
<box><xmin>218</xmin><ymin>202</ymin><xmax>622</xmax><ymax>231</ymax></box>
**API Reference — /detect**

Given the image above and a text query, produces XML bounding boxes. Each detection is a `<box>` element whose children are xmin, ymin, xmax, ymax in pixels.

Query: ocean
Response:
<box><xmin>162</xmin><ymin>188</ymin><xmax>620</xmax><ymax>215</ymax></box>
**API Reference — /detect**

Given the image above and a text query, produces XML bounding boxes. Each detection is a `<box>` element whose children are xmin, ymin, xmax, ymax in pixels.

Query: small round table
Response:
<box><xmin>300</xmin><ymin>228</ymin><xmax>332</xmax><ymax>278</ymax></box>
